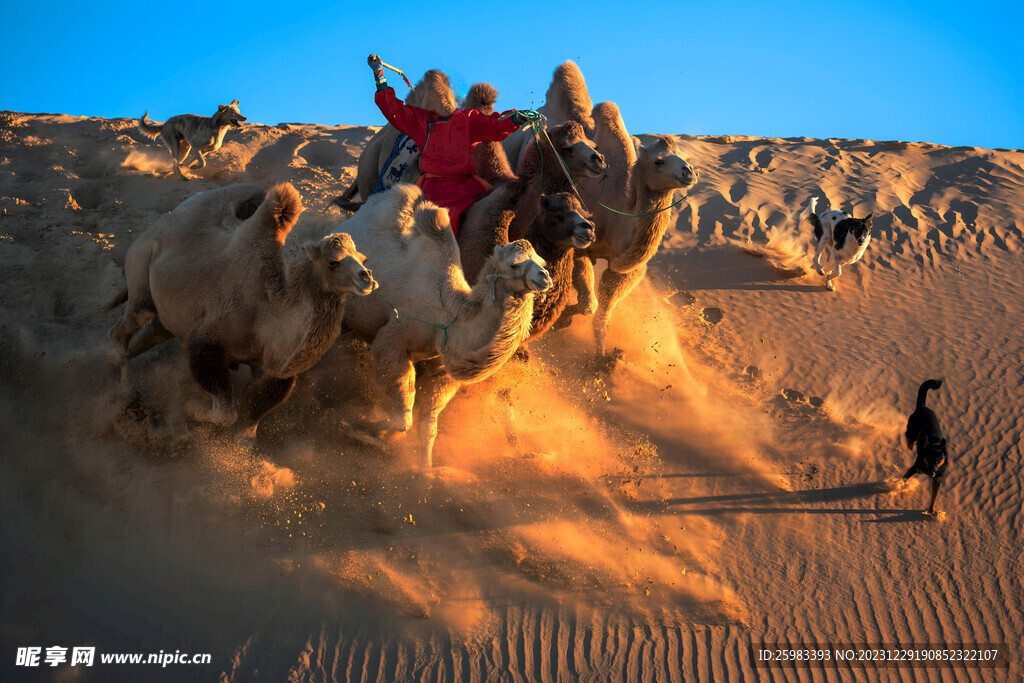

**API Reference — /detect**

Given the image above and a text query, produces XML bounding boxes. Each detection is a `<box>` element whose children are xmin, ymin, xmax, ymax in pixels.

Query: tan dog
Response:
<box><xmin>137</xmin><ymin>100</ymin><xmax>246</xmax><ymax>180</ymax></box>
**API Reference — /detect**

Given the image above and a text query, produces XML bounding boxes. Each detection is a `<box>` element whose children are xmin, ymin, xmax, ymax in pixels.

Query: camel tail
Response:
<box><xmin>916</xmin><ymin>379</ymin><xmax>943</xmax><ymax>408</ymax></box>
<box><xmin>137</xmin><ymin>112</ymin><xmax>162</xmax><ymax>139</ymax></box>
<box><xmin>801</xmin><ymin>197</ymin><xmax>822</xmax><ymax>241</ymax></box>
<box><xmin>102</xmin><ymin>288</ymin><xmax>128</xmax><ymax>313</ymax></box>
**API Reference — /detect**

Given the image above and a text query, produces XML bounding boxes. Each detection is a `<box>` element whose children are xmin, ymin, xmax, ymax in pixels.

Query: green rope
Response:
<box><xmin>578</xmin><ymin>178</ymin><xmax>691</xmax><ymax>218</ymax></box>
<box><xmin>526</xmin><ymin>117</ymin><xmax>691</xmax><ymax>219</ymax></box>
<box><xmin>375</xmin><ymin>290</ymin><xmax>457</xmax><ymax>354</ymax></box>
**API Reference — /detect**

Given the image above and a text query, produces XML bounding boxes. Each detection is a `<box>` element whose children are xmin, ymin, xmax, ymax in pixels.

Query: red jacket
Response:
<box><xmin>375</xmin><ymin>87</ymin><xmax>520</xmax><ymax>234</ymax></box>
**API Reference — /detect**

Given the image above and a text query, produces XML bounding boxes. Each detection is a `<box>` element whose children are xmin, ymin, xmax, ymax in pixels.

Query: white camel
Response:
<box><xmin>334</xmin><ymin>184</ymin><xmax>552</xmax><ymax>466</ymax></box>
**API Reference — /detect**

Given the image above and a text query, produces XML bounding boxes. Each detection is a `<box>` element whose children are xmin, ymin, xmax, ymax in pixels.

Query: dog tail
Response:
<box><xmin>916</xmin><ymin>378</ymin><xmax>943</xmax><ymax>408</ymax></box>
<box><xmin>102</xmin><ymin>288</ymin><xmax>128</xmax><ymax>313</ymax></box>
<box><xmin>137</xmin><ymin>112</ymin><xmax>162</xmax><ymax>139</ymax></box>
<box><xmin>800</xmin><ymin>197</ymin><xmax>822</xmax><ymax>241</ymax></box>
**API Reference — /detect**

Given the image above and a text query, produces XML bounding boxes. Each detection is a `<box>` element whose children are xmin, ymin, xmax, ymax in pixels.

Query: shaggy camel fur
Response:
<box><xmin>521</xmin><ymin>193</ymin><xmax>595</xmax><ymax>342</ymax></box>
<box><xmin>332</xmin><ymin>76</ymin><xmax>499</xmax><ymax>211</ymax></box>
<box><xmin>106</xmin><ymin>183</ymin><xmax>377</xmax><ymax>434</ymax></box>
<box><xmin>335</xmin><ymin>184</ymin><xmax>552</xmax><ymax>467</ymax></box>
<box><xmin>458</xmin><ymin>120</ymin><xmax>606</xmax><ymax>284</ymax></box>
<box><xmin>558</xmin><ymin>102</ymin><xmax>698</xmax><ymax>361</ymax></box>
<box><xmin>501</xmin><ymin>61</ymin><xmax>595</xmax><ymax>173</ymax></box>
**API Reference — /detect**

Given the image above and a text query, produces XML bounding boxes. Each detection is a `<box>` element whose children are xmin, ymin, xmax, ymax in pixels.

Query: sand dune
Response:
<box><xmin>1</xmin><ymin>111</ymin><xmax>1020</xmax><ymax>681</ymax></box>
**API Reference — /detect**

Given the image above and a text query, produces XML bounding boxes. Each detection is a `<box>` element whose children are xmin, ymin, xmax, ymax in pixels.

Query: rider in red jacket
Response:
<box><xmin>369</xmin><ymin>55</ymin><xmax>533</xmax><ymax>235</ymax></box>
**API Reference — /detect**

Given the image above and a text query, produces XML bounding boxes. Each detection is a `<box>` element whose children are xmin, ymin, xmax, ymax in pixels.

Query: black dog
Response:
<box><xmin>902</xmin><ymin>379</ymin><xmax>948</xmax><ymax>514</ymax></box>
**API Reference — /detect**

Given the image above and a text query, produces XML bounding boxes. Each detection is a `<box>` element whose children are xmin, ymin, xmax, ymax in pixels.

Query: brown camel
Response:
<box><xmin>501</xmin><ymin>61</ymin><xmax>596</xmax><ymax>173</ymax></box>
<box><xmin>558</xmin><ymin>102</ymin><xmax>698</xmax><ymax>362</ymax></box>
<box><xmin>521</xmin><ymin>193</ymin><xmax>596</xmax><ymax>342</ymax></box>
<box><xmin>106</xmin><ymin>183</ymin><xmax>377</xmax><ymax>434</ymax></box>
<box><xmin>457</xmin><ymin>120</ymin><xmax>606</xmax><ymax>284</ymax></box>
<box><xmin>335</xmin><ymin>183</ymin><xmax>552</xmax><ymax>467</ymax></box>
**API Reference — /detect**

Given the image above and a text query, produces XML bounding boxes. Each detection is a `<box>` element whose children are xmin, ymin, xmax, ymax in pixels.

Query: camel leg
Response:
<box><xmin>554</xmin><ymin>257</ymin><xmax>597</xmax><ymax>330</ymax></box>
<box><xmin>185</xmin><ymin>336</ymin><xmax>237</xmax><ymax>426</ymax></box>
<box><xmin>367</xmin><ymin>327</ymin><xmax>415</xmax><ymax>434</ymax></box>
<box><xmin>414</xmin><ymin>361</ymin><xmax>460</xmax><ymax>468</ymax></box>
<box><xmin>240</xmin><ymin>371</ymin><xmax>296</xmax><ymax>437</ymax></box>
<box><xmin>109</xmin><ymin>301</ymin><xmax>156</xmax><ymax>358</ymax></box>
<box><xmin>126</xmin><ymin>317</ymin><xmax>174</xmax><ymax>359</ymax></box>
<box><xmin>594</xmin><ymin>264</ymin><xmax>647</xmax><ymax>358</ymax></box>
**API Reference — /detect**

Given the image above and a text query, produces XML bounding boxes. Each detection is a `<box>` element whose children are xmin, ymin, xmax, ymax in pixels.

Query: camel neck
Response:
<box><xmin>443</xmin><ymin>268</ymin><xmax>533</xmax><ymax>382</ymax></box>
<box><xmin>605</xmin><ymin>170</ymin><xmax>677</xmax><ymax>272</ymax></box>
<box><xmin>539</xmin><ymin>148</ymin><xmax>571</xmax><ymax>195</ymax></box>
<box><xmin>282</xmin><ymin>257</ymin><xmax>346</xmax><ymax>323</ymax></box>
<box><xmin>525</xmin><ymin>218</ymin><xmax>565</xmax><ymax>262</ymax></box>
<box><xmin>271</xmin><ymin>255</ymin><xmax>346</xmax><ymax>376</ymax></box>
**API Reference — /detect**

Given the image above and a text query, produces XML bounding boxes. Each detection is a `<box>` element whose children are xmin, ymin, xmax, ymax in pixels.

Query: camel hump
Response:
<box><xmin>412</xmin><ymin>202</ymin><xmax>453</xmax><ymax>242</ymax></box>
<box><xmin>546</xmin><ymin>61</ymin><xmax>594</xmax><ymax>129</ymax></box>
<box><xmin>464</xmin><ymin>83</ymin><xmax>498</xmax><ymax>113</ymax></box>
<box><xmin>409</xmin><ymin>70</ymin><xmax>456</xmax><ymax>116</ymax></box>
<box><xmin>269</xmin><ymin>183</ymin><xmax>304</xmax><ymax>235</ymax></box>
<box><xmin>242</xmin><ymin>183</ymin><xmax>304</xmax><ymax>245</ymax></box>
<box><xmin>591</xmin><ymin>102</ymin><xmax>633</xmax><ymax>160</ymax></box>
<box><xmin>592</xmin><ymin>102</ymin><xmax>624</xmax><ymax>130</ymax></box>
<box><xmin>553</xmin><ymin>62</ymin><xmax>590</xmax><ymax>98</ymax></box>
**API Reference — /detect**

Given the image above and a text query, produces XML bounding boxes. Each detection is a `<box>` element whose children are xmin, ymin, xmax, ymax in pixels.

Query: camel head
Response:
<box><xmin>303</xmin><ymin>233</ymin><xmax>377</xmax><ymax>296</ymax></box>
<box><xmin>638</xmin><ymin>136</ymin><xmax>698</xmax><ymax>192</ymax></box>
<box><xmin>215</xmin><ymin>99</ymin><xmax>246</xmax><ymax>127</ymax></box>
<box><xmin>408</xmin><ymin>70</ymin><xmax>457</xmax><ymax>117</ymax></box>
<box><xmin>489</xmin><ymin>240</ymin><xmax>552</xmax><ymax>296</ymax></box>
<box><xmin>540</xmin><ymin>193</ymin><xmax>595</xmax><ymax>250</ymax></box>
<box><xmin>549</xmin><ymin>120</ymin><xmax>607</xmax><ymax>178</ymax></box>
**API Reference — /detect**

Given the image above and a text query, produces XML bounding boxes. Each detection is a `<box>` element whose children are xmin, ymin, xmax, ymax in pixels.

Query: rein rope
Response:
<box><xmin>522</xmin><ymin>116</ymin><xmax>691</xmax><ymax>218</ymax></box>
<box><xmin>375</xmin><ymin>290</ymin><xmax>456</xmax><ymax>354</ymax></box>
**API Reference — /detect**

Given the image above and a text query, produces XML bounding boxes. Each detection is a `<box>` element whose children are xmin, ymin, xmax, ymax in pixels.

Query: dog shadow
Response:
<box><xmin>652</xmin><ymin>246</ymin><xmax>822</xmax><ymax>293</ymax></box>
<box><xmin>862</xmin><ymin>510</ymin><xmax>937</xmax><ymax>524</ymax></box>
<box><xmin>632</xmin><ymin>480</ymin><xmax>924</xmax><ymax>520</ymax></box>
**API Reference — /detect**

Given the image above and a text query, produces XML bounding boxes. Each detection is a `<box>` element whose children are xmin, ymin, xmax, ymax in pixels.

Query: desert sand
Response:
<box><xmin>1</xmin><ymin>111</ymin><xmax>1021</xmax><ymax>681</ymax></box>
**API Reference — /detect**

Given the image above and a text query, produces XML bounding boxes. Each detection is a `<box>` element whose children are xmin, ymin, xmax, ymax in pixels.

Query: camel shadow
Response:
<box><xmin>652</xmin><ymin>246</ymin><xmax>822</xmax><ymax>293</ymax></box>
<box><xmin>632</xmin><ymin>481</ymin><xmax>920</xmax><ymax>519</ymax></box>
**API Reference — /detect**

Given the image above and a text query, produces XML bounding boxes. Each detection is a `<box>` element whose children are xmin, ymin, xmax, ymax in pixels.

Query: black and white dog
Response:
<box><xmin>800</xmin><ymin>197</ymin><xmax>873</xmax><ymax>291</ymax></box>
<box><xmin>902</xmin><ymin>379</ymin><xmax>948</xmax><ymax>515</ymax></box>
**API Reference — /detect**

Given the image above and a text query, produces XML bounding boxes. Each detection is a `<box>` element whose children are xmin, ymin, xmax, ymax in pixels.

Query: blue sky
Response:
<box><xmin>2</xmin><ymin>0</ymin><xmax>1021</xmax><ymax>149</ymax></box>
